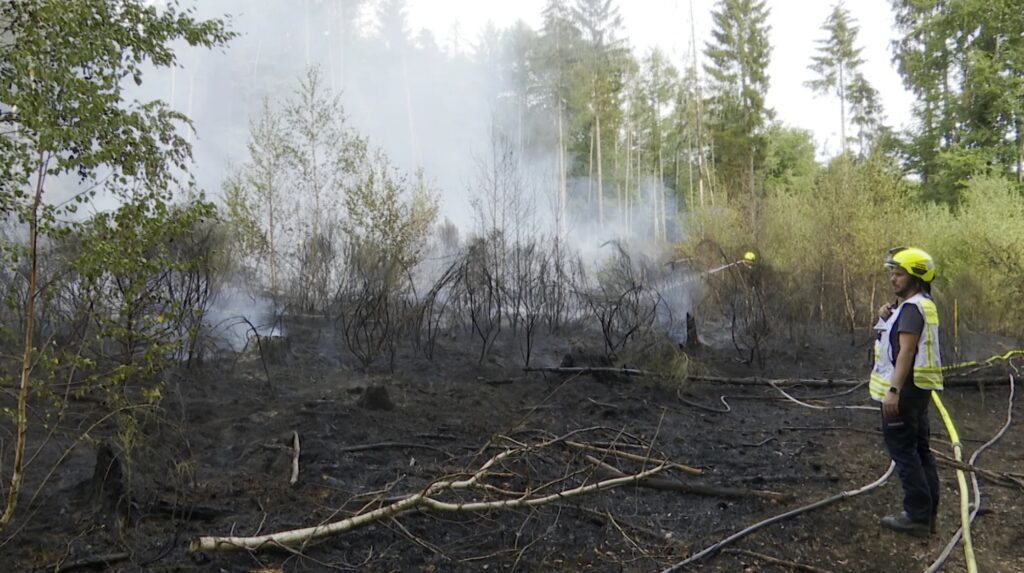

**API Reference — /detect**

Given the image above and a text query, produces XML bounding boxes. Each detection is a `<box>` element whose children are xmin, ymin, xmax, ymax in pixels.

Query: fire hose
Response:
<box><xmin>926</xmin><ymin>356</ymin><xmax>1019</xmax><ymax>573</ymax></box>
<box><xmin>929</xmin><ymin>390</ymin><xmax>977</xmax><ymax>573</ymax></box>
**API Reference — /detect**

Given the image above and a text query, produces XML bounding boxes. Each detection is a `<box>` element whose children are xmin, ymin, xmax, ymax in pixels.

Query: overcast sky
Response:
<box><xmin>405</xmin><ymin>0</ymin><xmax>914</xmax><ymax>156</ymax></box>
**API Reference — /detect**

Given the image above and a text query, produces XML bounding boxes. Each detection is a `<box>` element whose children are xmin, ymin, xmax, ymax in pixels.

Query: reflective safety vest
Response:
<box><xmin>869</xmin><ymin>292</ymin><xmax>943</xmax><ymax>402</ymax></box>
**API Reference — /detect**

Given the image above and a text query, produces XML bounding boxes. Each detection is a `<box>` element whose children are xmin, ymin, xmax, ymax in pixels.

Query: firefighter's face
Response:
<box><xmin>890</xmin><ymin>267</ymin><xmax>916</xmax><ymax>298</ymax></box>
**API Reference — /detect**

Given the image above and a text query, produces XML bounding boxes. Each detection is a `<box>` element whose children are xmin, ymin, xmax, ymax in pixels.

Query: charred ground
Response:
<box><xmin>3</xmin><ymin>315</ymin><xmax>1023</xmax><ymax>573</ymax></box>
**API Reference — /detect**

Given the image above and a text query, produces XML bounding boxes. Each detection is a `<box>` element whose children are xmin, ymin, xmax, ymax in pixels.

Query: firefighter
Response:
<box><xmin>869</xmin><ymin>246</ymin><xmax>943</xmax><ymax>537</ymax></box>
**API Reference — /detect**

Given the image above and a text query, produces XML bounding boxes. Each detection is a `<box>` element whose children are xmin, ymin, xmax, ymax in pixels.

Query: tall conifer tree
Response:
<box><xmin>704</xmin><ymin>0</ymin><xmax>773</xmax><ymax>198</ymax></box>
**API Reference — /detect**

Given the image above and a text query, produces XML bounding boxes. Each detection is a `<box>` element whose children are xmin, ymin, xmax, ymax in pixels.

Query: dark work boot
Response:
<box><xmin>880</xmin><ymin>512</ymin><xmax>931</xmax><ymax>538</ymax></box>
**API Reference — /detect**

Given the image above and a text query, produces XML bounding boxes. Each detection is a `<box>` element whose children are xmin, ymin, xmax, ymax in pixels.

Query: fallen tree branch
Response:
<box><xmin>585</xmin><ymin>455</ymin><xmax>790</xmax><ymax>502</ymax></box>
<box><xmin>565</xmin><ymin>440</ymin><xmax>702</xmax><ymax>476</ymax></box>
<box><xmin>660</xmin><ymin>462</ymin><xmax>895</xmax><ymax>572</ymax></box>
<box><xmin>933</xmin><ymin>451</ymin><xmax>1024</xmax><ymax>489</ymax></box>
<box><xmin>722</xmin><ymin>548</ymin><xmax>837</xmax><ymax>573</ymax></box>
<box><xmin>191</xmin><ymin>437</ymin><xmax>670</xmax><ymax>553</ymax></box>
<box><xmin>335</xmin><ymin>441</ymin><xmax>454</xmax><ymax>458</ymax></box>
<box><xmin>523</xmin><ymin>366</ymin><xmax>658</xmax><ymax>377</ymax></box>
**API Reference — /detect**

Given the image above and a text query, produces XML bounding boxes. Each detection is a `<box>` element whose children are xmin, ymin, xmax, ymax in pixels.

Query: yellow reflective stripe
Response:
<box><xmin>869</xmin><ymin>373</ymin><xmax>890</xmax><ymax>399</ymax></box>
<box><xmin>920</xmin><ymin>299</ymin><xmax>939</xmax><ymax>325</ymax></box>
<box><xmin>922</xmin><ymin>321</ymin><xmax>938</xmax><ymax>374</ymax></box>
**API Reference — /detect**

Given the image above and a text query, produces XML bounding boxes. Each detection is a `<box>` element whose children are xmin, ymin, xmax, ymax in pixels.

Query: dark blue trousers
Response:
<box><xmin>881</xmin><ymin>383</ymin><xmax>940</xmax><ymax>523</ymax></box>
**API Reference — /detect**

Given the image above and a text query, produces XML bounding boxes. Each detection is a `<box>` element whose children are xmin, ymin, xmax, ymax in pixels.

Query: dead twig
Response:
<box><xmin>335</xmin><ymin>441</ymin><xmax>454</xmax><ymax>458</ymax></box>
<box><xmin>565</xmin><ymin>440</ymin><xmax>702</xmax><ymax>476</ymax></box>
<box><xmin>524</xmin><ymin>366</ymin><xmax>659</xmax><ymax>377</ymax></box>
<box><xmin>722</xmin><ymin>548</ymin><xmax>837</xmax><ymax>573</ymax></box>
<box><xmin>191</xmin><ymin>435</ymin><xmax>671</xmax><ymax>553</ymax></box>
<box><xmin>932</xmin><ymin>451</ymin><xmax>1024</xmax><ymax>489</ymax></box>
<box><xmin>584</xmin><ymin>455</ymin><xmax>789</xmax><ymax>502</ymax></box>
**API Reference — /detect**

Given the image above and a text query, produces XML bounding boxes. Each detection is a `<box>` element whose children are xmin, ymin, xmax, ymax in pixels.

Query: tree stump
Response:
<box><xmin>89</xmin><ymin>443</ymin><xmax>128</xmax><ymax>531</ymax></box>
<box><xmin>357</xmin><ymin>385</ymin><xmax>394</xmax><ymax>411</ymax></box>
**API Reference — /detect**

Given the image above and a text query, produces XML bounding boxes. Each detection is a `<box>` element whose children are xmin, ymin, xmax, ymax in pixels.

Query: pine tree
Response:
<box><xmin>571</xmin><ymin>0</ymin><xmax>628</xmax><ymax>227</ymax></box>
<box><xmin>704</xmin><ymin>0</ymin><xmax>773</xmax><ymax>199</ymax></box>
<box><xmin>534</xmin><ymin>0</ymin><xmax>581</xmax><ymax>235</ymax></box>
<box><xmin>806</xmin><ymin>2</ymin><xmax>883</xmax><ymax>156</ymax></box>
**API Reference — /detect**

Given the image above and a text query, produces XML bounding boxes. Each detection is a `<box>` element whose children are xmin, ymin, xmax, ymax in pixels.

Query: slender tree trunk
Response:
<box><xmin>588</xmin><ymin>126</ymin><xmax>594</xmax><ymax>206</ymax></box>
<box><xmin>839</xmin><ymin>63</ymin><xmax>847</xmax><ymax>155</ymax></box>
<box><xmin>689</xmin><ymin>3</ymin><xmax>708</xmax><ymax>209</ymax></box>
<box><xmin>1017</xmin><ymin>120</ymin><xmax>1023</xmax><ymax>184</ymax></box>
<box><xmin>596</xmin><ymin>110</ymin><xmax>604</xmax><ymax>227</ymax></box>
<box><xmin>614</xmin><ymin>133</ymin><xmax>621</xmax><ymax>236</ymax></box>
<box><xmin>558</xmin><ymin>106</ymin><xmax>567</xmax><ymax>237</ymax></box>
<box><xmin>687</xmin><ymin>135</ymin><xmax>695</xmax><ymax>212</ymax></box>
<box><xmin>658</xmin><ymin>146</ymin><xmax>665</xmax><ymax>241</ymax></box>
<box><xmin>269</xmin><ymin>177</ymin><xmax>278</xmax><ymax>297</ymax></box>
<box><xmin>1</xmin><ymin>153</ymin><xmax>47</xmax><ymax>532</ymax></box>
<box><xmin>625</xmin><ymin>125</ymin><xmax>632</xmax><ymax>234</ymax></box>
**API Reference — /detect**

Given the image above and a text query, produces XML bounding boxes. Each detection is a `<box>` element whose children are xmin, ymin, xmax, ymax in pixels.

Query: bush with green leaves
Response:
<box><xmin>0</xmin><ymin>0</ymin><xmax>231</xmax><ymax>532</ymax></box>
<box><xmin>681</xmin><ymin>153</ymin><xmax>1024</xmax><ymax>341</ymax></box>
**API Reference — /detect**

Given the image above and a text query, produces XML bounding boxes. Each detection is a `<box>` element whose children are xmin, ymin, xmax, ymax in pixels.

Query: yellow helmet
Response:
<box><xmin>743</xmin><ymin>251</ymin><xmax>757</xmax><ymax>262</ymax></box>
<box><xmin>884</xmin><ymin>246</ymin><xmax>936</xmax><ymax>283</ymax></box>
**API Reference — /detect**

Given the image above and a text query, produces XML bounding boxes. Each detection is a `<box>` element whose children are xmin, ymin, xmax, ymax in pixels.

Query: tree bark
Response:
<box><xmin>0</xmin><ymin>152</ymin><xmax>46</xmax><ymax>532</ymax></box>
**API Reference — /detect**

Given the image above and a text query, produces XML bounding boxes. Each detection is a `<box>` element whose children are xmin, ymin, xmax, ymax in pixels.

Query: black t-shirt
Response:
<box><xmin>890</xmin><ymin>303</ymin><xmax>925</xmax><ymax>381</ymax></box>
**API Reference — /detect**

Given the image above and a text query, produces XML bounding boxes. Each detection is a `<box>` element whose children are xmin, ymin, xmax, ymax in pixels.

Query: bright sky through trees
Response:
<box><xmin>405</xmin><ymin>0</ymin><xmax>913</xmax><ymax>156</ymax></box>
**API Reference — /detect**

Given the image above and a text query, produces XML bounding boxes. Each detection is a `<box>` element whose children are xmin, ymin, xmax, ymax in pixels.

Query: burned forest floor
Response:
<box><xmin>3</xmin><ymin>314</ymin><xmax>1024</xmax><ymax>573</ymax></box>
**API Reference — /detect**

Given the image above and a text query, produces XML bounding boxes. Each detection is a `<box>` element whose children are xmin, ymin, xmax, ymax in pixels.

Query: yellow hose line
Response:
<box><xmin>930</xmin><ymin>391</ymin><xmax>977</xmax><ymax>573</ymax></box>
<box><xmin>943</xmin><ymin>348</ymin><xmax>1024</xmax><ymax>372</ymax></box>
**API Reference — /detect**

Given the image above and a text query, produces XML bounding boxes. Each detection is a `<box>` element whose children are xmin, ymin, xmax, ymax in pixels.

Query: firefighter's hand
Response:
<box><xmin>882</xmin><ymin>390</ymin><xmax>900</xmax><ymax>420</ymax></box>
<box><xmin>879</xmin><ymin>303</ymin><xmax>894</xmax><ymax>320</ymax></box>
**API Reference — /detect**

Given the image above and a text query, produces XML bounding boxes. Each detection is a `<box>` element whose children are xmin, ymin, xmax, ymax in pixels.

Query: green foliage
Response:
<box><xmin>0</xmin><ymin>0</ymin><xmax>231</xmax><ymax>529</ymax></box>
<box><xmin>680</xmin><ymin>152</ymin><xmax>1024</xmax><ymax>336</ymax></box>
<box><xmin>806</xmin><ymin>2</ymin><xmax>884</xmax><ymax>156</ymax></box>
<box><xmin>343</xmin><ymin>159</ymin><xmax>439</xmax><ymax>284</ymax></box>
<box><xmin>892</xmin><ymin>0</ymin><xmax>1024</xmax><ymax>203</ymax></box>
<box><xmin>0</xmin><ymin>0</ymin><xmax>232</xmax><ymax>218</ymax></box>
<box><xmin>762</xmin><ymin>125</ymin><xmax>818</xmax><ymax>195</ymax></box>
<box><xmin>704</xmin><ymin>0</ymin><xmax>774</xmax><ymax>199</ymax></box>
<box><xmin>914</xmin><ymin>177</ymin><xmax>1024</xmax><ymax>332</ymax></box>
<box><xmin>224</xmin><ymin>68</ymin><xmax>366</xmax><ymax>310</ymax></box>
<box><xmin>70</xmin><ymin>195</ymin><xmax>216</xmax><ymax>376</ymax></box>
